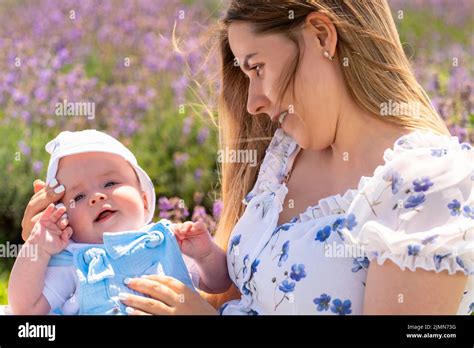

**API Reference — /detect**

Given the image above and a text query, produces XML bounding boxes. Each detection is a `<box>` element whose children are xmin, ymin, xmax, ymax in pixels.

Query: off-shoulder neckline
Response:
<box><xmin>275</xmin><ymin>128</ymin><xmax>465</xmax><ymax>222</ymax></box>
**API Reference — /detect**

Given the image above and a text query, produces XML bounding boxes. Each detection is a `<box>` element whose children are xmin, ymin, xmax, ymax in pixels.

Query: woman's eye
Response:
<box><xmin>251</xmin><ymin>64</ymin><xmax>264</xmax><ymax>77</ymax></box>
<box><xmin>105</xmin><ymin>181</ymin><xmax>118</xmax><ymax>188</ymax></box>
<box><xmin>74</xmin><ymin>194</ymin><xmax>85</xmax><ymax>202</ymax></box>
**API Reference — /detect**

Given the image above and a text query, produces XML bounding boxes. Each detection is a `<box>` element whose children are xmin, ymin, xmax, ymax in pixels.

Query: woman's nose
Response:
<box><xmin>246</xmin><ymin>84</ymin><xmax>270</xmax><ymax>116</ymax></box>
<box><xmin>89</xmin><ymin>192</ymin><xmax>107</xmax><ymax>206</ymax></box>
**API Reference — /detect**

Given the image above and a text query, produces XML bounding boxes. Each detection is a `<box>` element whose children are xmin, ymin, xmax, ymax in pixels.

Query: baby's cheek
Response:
<box><xmin>67</xmin><ymin>205</ymin><xmax>87</xmax><ymax>229</ymax></box>
<box><xmin>114</xmin><ymin>187</ymin><xmax>145</xmax><ymax>210</ymax></box>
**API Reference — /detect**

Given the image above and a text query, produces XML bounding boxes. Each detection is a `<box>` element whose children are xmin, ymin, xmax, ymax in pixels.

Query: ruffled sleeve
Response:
<box><xmin>340</xmin><ymin>130</ymin><xmax>474</xmax><ymax>275</ymax></box>
<box><xmin>241</xmin><ymin>129</ymin><xmax>299</xmax><ymax>213</ymax></box>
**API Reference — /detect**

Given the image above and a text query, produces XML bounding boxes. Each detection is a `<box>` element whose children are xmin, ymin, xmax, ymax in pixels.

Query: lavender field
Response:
<box><xmin>0</xmin><ymin>0</ymin><xmax>472</xmax><ymax>303</ymax></box>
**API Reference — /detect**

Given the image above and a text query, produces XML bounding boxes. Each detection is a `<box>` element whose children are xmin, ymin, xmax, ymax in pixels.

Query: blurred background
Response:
<box><xmin>0</xmin><ymin>0</ymin><xmax>472</xmax><ymax>303</ymax></box>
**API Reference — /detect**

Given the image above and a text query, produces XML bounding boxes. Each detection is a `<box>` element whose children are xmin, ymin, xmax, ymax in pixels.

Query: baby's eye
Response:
<box><xmin>105</xmin><ymin>181</ymin><xmax>118</xmax><ymax>188</ymax></box>
<box><xmin>74</xmin><ymin>194</ymin><xmax>85</xmax><ymax>202</ymax></box>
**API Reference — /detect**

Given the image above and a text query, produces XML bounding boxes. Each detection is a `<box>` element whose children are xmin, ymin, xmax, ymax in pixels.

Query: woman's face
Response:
<box><xmin>228</xmin><ymin>17</ymin><xmax>345</xmax><ymax>150</ymax></box>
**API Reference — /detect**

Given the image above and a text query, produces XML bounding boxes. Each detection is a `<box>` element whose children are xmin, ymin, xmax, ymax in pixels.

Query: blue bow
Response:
<box><xmin>103</xmin><ymin>229</ymin><xmax>165</xmax><ymax>260</ymax></box>
<box><xmin>82</xmin><ymin>247</ymin><xmax>115</xmax><ymax>284</ymax></box>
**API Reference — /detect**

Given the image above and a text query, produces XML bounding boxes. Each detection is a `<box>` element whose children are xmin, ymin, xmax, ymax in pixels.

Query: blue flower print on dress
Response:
<box><xmin>274</xmin><ymin>280</ymin><xmax>295</xmax><ymax>311</ymax></box>
<box><xmin>448</xmin><ymin>199</ymin><xmax>462</xmax><ymax>216</ymax></box>
<box><xmin>290</xmin><ymin>264</ymin><xmax>307</xmax><ymax>281</ymax></box>
<box><xmin>242</xmin><ymin>254</ymin><xmax>250</xmax><ymax>278</ymax></box>
<box><xmin>345</xmin><ymin>214</ymin><xmax>358</xmax><ymax>230</ymax></box>
<box><xmin>229</xmin><ymin>234</ymin><xmax>245</xmax><ymax>281</ymax></box>
<box><xmin>433</xmin><ymin>253</ymin><xmax>451</xmax><ymax>271</ymax></box>
<box><xmin>455</xmin><ymin>256</ymin><xmax>469</xmax><ymax>273</ymax></box>
<box><xmin>331</xmin><ymin>299</ymin><xmax>352</xmax><ymax>315</ymax></box>
<box><xmin>413</xmin><ymin>177</ymin><xmax>434</xmax><ymax>192</ymax></box>
<box><xmin>383</xmin><ymin>169</ymin><xmax>404</xmax><ymax>194</ymax></box>
<box><xmin>242</xmin><ymin>282</ymin><xmax>251</xmax><ymax>295</ymax></box>
<box><xmin>242</xmin><ymin>258</ymin><xmax>260</xmax><ymax>298</ymax></box>
<box><xmin>315</xmin><ymin>225</ymin><xmax>332</xmax><ymax>243</ymax></box>
<box><xmin>421</xmin><ymin>234</ymin><xmax>438</xmax><ymax>245</ymax></box>
<box><xmin>229</xmin><ymin>234</ymin><xmax>241</xmax><ymax>255</ymax></box>
<box><xmin>218</xmin><ymin>302</ymin><xmax>229</xmax><ymax>315</ymax></box>
<box><xmin>404</xmin><ymin>194</ymin><xmax>426</xmax><ymax>209</ymax></box>
<box><xmin>431</xmin><ymin>148</ymin><xmax>447</xmax><ymax>157</ymax></box>
<box><xmin>268</xmin><ymin>217</ymin><xmax>298</xmax><ymax>252</ymax></box>
<box><xmin>396</xmin><ymin>138</ymin><xmax>406</xmax><ymax>146</ymax></box>
<box><xmin>274</xmin><ymin>240</ymin><xmax>290</xmax><ymax>267</ymax></box>
<box><xmin>289</xmin><ymin>216</ymin><xmax>298</xmax><ymax>224</ymax></box>
<box><xmin>462</xmin><ymin>205</ymin><xmax>474</xmax><ymax>219</ymax></box>
<box><xmin>313</xmin><ymin>294</ymin><xmax>331</xmax><ymax>312</ymax></box>
<box><xmin>274</xmin><ymin>263</ymin><xmax>307</xmax><ymax>310</ymax></box>
<box><xmin>251</xmin><ymin>258</ymin><xmax>260</xmax><ymax>275</ymax></box>
<box><xmin>407</xmin><ymin>245</ymin><xmax>421</xmax><ymax>256</ymax></box>
<box><xmin>324</xmin><ymin>214</ymin><xmax>358</xmax><ymax>242</ymax></box>
<box><xmin>396</xmin><ymin>137</ymin><xmax>412</xmax><ymax>148</ymax></box>
<box><xmin>461</xmin><ymin>143</ymin><xmax>472</xmax><ymax>151</ymax></box>
<box><xmin>332</xmin><ymin>217</ymin><xmax>346</xmax><ymax>241</ymax></box>
<box><xmin>273</xmin><ymin>222</ymin><xmax>293</xmax><ymax>235</ymax></box>
<box><xmin>278</xmin><ymin>279</ymin><xmax>295</xmax><ymax>293</ymax></box>
<box><xmin>244</xmin><ymin>192</ymin><xmax>256</xmax><ymax>204</ymax></box>
<box><xmin>315</xmin><ymin>215</ymin><xmax>359</xmax><ymax>245</ymax></box>
<box><xmin>272</xmin><ymin>216</ymin><xmax>298</xmax><ymax>237</ymax></box>
<box><xmin>352</xmin><ymin>257</ymin><xmax>370</xmax><ymax>272</ymax></box>
<box><xmin>332</xmin><ymin>217</ymin><xmax>345</xmax><ymax>231</ymax></box>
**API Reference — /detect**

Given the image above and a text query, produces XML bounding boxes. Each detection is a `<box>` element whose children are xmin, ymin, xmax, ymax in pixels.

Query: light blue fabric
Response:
<box><xmin>48</xmin><ymin>219</ymin><xmax>194</xmax><ymax>315</ymax></box>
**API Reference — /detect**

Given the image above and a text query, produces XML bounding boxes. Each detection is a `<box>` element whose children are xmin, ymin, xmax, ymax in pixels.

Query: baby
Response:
<box><xmin>8</xmin><ymin>130</ymin><xmax>230</xmax><ymax>315</ymax></box>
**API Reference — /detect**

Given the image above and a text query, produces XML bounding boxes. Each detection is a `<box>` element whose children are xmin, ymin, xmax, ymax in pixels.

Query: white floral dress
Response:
<box><xmin>220</xmin><ymin>129</ymin><xmax>474</xmax><ymax>315</ymax></box>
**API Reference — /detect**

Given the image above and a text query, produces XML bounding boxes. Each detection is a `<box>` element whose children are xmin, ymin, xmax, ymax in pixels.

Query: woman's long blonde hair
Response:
<box><xmin>205</xmin><ymin>0</ymin><xmax>450</xmax><ymax>308</ymax></box>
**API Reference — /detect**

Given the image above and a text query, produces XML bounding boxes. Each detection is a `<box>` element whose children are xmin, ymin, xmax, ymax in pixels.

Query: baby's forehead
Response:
<box><xmin>58</xmin><ymin>152</ymin><xmax>128</xmax><ymax>167</ymax></box>
<box><xmin>56</xmin><ymin>152</ymin><xmax>137</xmax><ymax>181</ymax></box>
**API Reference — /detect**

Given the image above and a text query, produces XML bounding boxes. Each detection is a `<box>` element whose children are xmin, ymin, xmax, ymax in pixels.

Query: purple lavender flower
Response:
<box><xmin>158</xmin><ymin>197</ymin><xmax>174</xmax><ymax>211</ymax></box>
<box><xmin>32</xmin><ymin>161</ymin><xmax>43</xmax><ymax>174</ymax></box>
<box><xmin>192</xmin><ymin>206</ymin><xmax>208</xmax><ymax>222</ymax></box>
<box><xmin>197</xmin><ymin>127</ymin><xmax>209</xmax><ymax>144</ymax></box>
<box><xmin>182</xmin><ymin>117</ymin><xmax>193</xmax><ymax>136</ymax></box>
<box><xmin>173</xmin><ymin>152</ymin><xmax>189</xmax><ymax>166</ymax></box>
<box><xmin>172</xmin><ymin>75</ymin><xmax>189</xmax><ymax>104</ymax></box>
<box><xmin>194</xmin><ymin>168</ymin><xmax>203</xmax><ymax>181</ymax></box>
<box><xmin>18</xmin><ymin>141</ymin><xmax>31</xmax><ymax>156</ymax></box>
<box><xmin>449</xmin><ymin>125</ymin><xmax>468</xmax><ymax>143</ymax></box>
<box><xmin>213</xmin><ymin>200</ymin><xmax>223</xmax><ymax>220</ymax></box>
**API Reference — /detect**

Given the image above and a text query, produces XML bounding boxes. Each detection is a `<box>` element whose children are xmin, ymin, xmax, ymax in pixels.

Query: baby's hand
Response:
<box><xmin>28</xmin><ymin>203</ymin><xmax>73</xmax><ymax>256</ymax></box>
<box><xmin>173</xmin><ymin>219</ymin><xmax>214</xmax><ymax>263</ymax></box>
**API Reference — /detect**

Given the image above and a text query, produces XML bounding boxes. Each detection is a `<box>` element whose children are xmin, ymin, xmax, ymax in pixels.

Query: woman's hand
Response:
<box><xmin>119</xmin><ymin>275</ymin><xmax>217</xmax><ymax>315</ymax></box>
<box><xmin>21</xmin><ymin>179</ymin><xmax>66</xmax><ymax>241</ymax></box>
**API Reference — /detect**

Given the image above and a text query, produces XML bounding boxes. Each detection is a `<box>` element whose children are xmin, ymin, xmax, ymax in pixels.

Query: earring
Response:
<box><xmin>323</xmin><ymin>50</ymin><xmax>334</xmax><ymax>61</ymax></box>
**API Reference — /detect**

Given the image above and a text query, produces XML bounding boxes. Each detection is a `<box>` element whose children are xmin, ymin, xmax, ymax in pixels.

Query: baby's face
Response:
<box><xmin>56</xmin><ymin>152</ymin><xmax>148</xmax><ymax>243</ymax></box>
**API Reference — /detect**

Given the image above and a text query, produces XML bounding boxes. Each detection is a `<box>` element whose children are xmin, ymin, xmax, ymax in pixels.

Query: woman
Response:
<box><xmin>21</xmin><ymin>0</ymin><xmax>472</xmax><ymax>315</ymax></box>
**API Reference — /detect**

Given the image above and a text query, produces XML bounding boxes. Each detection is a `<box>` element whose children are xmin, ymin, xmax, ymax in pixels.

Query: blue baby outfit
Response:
<box><xmin>48</xmin><ymin>219</ymin><xmax>194</xmax><ymax>315</ymax></box>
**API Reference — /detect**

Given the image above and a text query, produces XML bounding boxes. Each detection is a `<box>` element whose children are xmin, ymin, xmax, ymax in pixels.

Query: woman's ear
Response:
<box><xmin>305</xmin><ymin>11</ymin><xmax>338</xmax><ymax>56</ymax></box>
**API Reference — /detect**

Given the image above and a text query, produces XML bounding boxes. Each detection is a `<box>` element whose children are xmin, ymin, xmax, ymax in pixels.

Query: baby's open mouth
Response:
<box><xmin>94</xmin><ymin>209</ymin><xmax>117</xmax><ymax>223</ymax></box>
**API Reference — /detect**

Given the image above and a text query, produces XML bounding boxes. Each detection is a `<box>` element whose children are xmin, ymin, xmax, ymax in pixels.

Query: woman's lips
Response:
<box><xmin>94</xmin><ymin>210</ymin><xmax>117</xmax><ymax>223</ymax></box>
